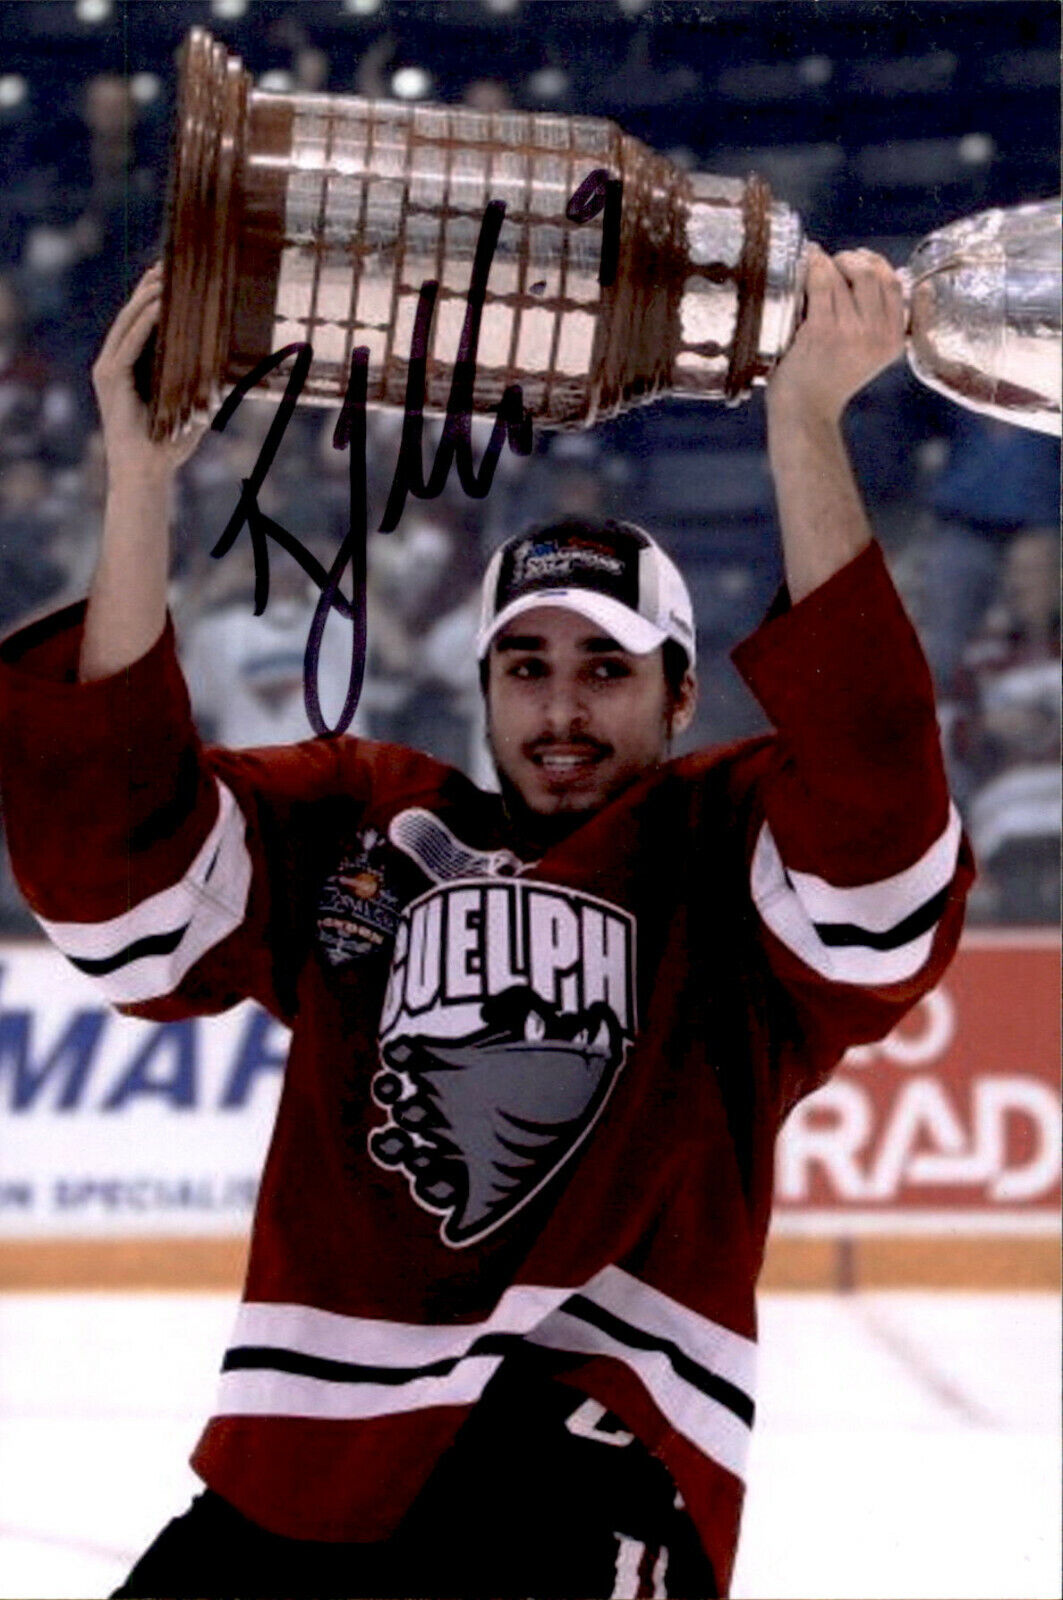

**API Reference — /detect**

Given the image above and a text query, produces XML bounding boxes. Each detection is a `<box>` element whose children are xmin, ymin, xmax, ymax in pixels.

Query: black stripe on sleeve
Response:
<box><xmin>812</xmin><ymin>882</ymin><xmax>951</xmax><ymax>953</ymax></box>
<box><xmin>562</xmin><ymin>1296</ymin><xmax>755</xmax><ymax>1428</ymax></box>
<box><xmin>203</xmin><ymin>844</ymin><xmax>222</xmax><ymax>885</ymax></box>
<box><xmin>67</xmin><ymin>922</ymin><xmax>191</xmax><ymax>977</ymax></box>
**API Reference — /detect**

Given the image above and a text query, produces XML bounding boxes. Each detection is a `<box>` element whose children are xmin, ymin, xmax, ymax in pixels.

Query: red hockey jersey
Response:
<box><xmin>0</xmin><ymin>543</ymin><xmax>972</xmax><ymax>1593</ymax></box>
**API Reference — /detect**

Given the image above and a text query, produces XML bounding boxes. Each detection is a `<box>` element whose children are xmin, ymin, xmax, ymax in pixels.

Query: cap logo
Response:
<box><xmin>497</xmin><ymin>532</ymin><xmax>642</xmax><ymax>616</ymax></box>
<box><xmin>509</xmin><ymin>538</ymin><xmax>626</xmax><ymax>592</ymax></box>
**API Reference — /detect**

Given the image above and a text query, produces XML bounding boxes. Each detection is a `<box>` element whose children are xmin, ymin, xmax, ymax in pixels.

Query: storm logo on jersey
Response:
<box><xmin>371</xmin><ymin>878</ymin><xmax>637</xmax><ymax>1246</ymax></box>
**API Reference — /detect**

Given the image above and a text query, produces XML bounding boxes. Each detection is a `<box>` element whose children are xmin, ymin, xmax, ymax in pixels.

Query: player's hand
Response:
<box><xmin>767</xmin><ymin>244</ymin><xmax>906</xmax><ymax>424</ymax></box>
<box><xmin>91</xmin><ymin>263</ymin><xmax>206</xmax><ymax>483</ymax></box>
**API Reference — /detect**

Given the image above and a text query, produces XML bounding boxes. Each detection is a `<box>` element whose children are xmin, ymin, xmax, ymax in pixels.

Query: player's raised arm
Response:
<box><xmin>724</xmin><ymin>247</ymin><xmax>970</xmax><ymax>1086</ymax></box>
<box><xmin>80</xmin><ymin>263</ymin><xmax>205</xmax><ymax>682</ymax></box>
<box><xmin>765</xmin><ymin>244</ymin><xmax>906</xmax><ymax>603</ymax></box>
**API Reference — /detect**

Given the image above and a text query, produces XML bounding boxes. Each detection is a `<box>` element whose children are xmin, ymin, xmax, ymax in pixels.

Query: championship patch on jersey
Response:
<box><xmin>370</xmin><ymin>879</ymin><xmax>637</xmax><ymax>1247</ymax></box>
<box><xmin>316</xmin><ymin>827</ymin><xmax>404</xmax><ymax>965</ymax></box>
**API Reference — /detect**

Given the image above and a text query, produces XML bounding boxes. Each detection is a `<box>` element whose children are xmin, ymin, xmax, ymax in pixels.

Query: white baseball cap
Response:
<box><xmin>477</xmin><ymin>519</ymin><xmax>696</xmax><ymax>666</ymax></box>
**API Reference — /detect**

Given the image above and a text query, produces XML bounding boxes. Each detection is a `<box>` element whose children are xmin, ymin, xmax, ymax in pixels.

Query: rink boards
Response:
<box><xmin>0</xmin><ymin>931</ymin><xmax>1058</xmax><ymax>1290</ymax></box>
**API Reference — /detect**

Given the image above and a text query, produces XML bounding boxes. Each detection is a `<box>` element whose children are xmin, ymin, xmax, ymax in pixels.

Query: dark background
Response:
<box><xmin>0</xmin><ymin>0</ymin><xmax>1059</xmax><ymax>923</ymax></box>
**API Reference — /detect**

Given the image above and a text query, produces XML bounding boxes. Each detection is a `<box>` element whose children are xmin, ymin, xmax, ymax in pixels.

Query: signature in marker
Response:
<box><xmin>208</xmin><ymin>168</ymin><xmax>623</xmax><ymax>738</ymax></box>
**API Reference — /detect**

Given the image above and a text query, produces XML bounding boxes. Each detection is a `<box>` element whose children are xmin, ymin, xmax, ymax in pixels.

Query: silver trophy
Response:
<box><xmin>149</xmin><ymin>29</ymin><xmax>1061</xmax><ymax>440</ymax></box>
<box><xmin>902</xmin><ymin>201</ymin><xmax>1060</xmax><ymax>435</ymax></box>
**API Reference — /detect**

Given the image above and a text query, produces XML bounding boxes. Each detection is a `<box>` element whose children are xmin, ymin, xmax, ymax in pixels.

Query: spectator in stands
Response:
<box><xmin>22</xmin><ymin>73</ymin><xmax>160</xmax><ymax>391</ymax></box>
<box><xmin>44</xmin><ymin>429</ymin><xmax>117</xmax><ymax>612</ymax></box>
<box><xmin>0</xmin><ymin>282</ymin><xmax>69</xmax><ymax>932</ymax></box>
<box><xmin>0</xmin><ymin>457</ymin><xmax>66</xmax><ymax>636</ymax></box>
<box><xmin>265</xmin><ymin>12</ymin><xmax>331</xmax><ymax>93</ymax></box>
<box><xmin>948</xmin><ymin>527</ymin><xmax>1061</xmax><ymax>923</ymax></box>
<box><xmin>178</xmin><ymin>394</ymin><xmax>491</xmax><ymax>772</ymax></box>
<box><xmin>360</xmin><ymin>507</ymin><xmax>484</xmax><ymax>774</ymax></box>
<box><xmin>175</xmin><ymin>400</ymin><xmax>359</xmax><ymax>746</ymax></box>
<box><xmin>0</xmin><ymin>270</ymin><xmax>80</xmax><ymax>468</ymax></box>
<box><xmin>0</xmin><ymin>70</ymin><xmax>40</xmax><ymax>269</ymax></box>
<box><xmin>179</xmin><ymin>542</ymin><xmax>368</xmax><ymax>749</ymax></box>
<box><xmin>463</xmin><ymin>78</ymin><xmax>513</xmax><ymax>114</ymax></box>
<box><xmin>182</xmin><ymin>405</ymin><xmax>336</xmax><ymax>577</ymax></box>
<box><xmin>916</xmin><ymin>412</ymin><xmax>1061</xmax><ymax>693</ymax></box>
<box><xmin>353</xmin><ymin>34</ymin><xmax>400</xmax><ymax>99</ymax></box>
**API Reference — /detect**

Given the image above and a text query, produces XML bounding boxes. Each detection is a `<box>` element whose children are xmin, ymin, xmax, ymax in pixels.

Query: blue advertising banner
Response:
<box><xmin>0</xmin><ymin>943</ymin><xmax>287</xmax><ymax>1238</ymax></box>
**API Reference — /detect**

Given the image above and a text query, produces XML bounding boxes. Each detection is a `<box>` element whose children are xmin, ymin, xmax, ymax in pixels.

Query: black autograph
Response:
<box><xmin>209</xmin><ymin>167</ymin><xmax>623</xmax><ymax>737</ymax></box>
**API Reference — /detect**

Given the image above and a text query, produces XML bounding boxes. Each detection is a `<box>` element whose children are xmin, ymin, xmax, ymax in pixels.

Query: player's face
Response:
<box><xmin>486</xmin><ymin>606</ymin><xmax>695</xmax><ymax>819</ymax></box>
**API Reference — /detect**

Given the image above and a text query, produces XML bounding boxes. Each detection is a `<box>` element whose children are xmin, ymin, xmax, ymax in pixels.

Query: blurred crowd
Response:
<box><xmin>0</xmin><ymin>43</ymin><xmax>1058</xmax><ymax>933</ymax></box>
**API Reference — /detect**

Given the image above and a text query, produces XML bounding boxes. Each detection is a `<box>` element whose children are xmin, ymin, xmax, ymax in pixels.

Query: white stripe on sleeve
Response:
<box><xmin>37</xmin><ymin>778</ymin><xmax>253</xmax><ymax>1004</ymax></box>
<box><xmin>750</xmin><ymin>802</ymin><xmax>961</xmax><ymax>986</ymax></box>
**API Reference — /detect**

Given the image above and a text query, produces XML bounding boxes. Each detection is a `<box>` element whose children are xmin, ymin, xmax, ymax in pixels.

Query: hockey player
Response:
<box><xmin>0</xmin><ymin>245</ymin><xmax>972</xmax><ymax>1599</ymax></box>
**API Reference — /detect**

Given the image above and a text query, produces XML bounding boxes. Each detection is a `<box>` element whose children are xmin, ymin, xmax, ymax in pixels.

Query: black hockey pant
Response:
<box><xmin>112</xmin><ymin>1359</ymin><xmax>718</xmax><ymax>1599</ymax></box>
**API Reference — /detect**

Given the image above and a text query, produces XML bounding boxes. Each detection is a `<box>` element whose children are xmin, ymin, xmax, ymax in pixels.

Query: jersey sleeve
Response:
<box><xmin>727</xmin><ymin>541</ymin><xmax>974</xmax><ymax>1096</ymax></box>
<box><xmin>0</xmin><ymin>603</ymin><xmax>366</xmax><ymax>1026</ymax></box>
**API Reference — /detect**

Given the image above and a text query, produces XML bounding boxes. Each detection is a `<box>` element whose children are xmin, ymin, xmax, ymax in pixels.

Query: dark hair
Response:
<box><xmin>662</xmin><ymin>639</ymin><xmax>692</xmax><ymax>702</ymax></box>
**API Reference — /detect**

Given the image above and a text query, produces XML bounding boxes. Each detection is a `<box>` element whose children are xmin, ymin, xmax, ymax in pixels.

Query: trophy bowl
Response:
<box><xmin>149</xmin><ymin>28</ymin><xmax>1059</xmax><ymax>442</ymax></box>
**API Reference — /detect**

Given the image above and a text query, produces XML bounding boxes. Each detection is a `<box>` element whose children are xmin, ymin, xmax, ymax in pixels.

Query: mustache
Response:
<box><xmin>524</xmin><ymin>734</ymin><xmax>612</xmax><ymax>757</ymax></box>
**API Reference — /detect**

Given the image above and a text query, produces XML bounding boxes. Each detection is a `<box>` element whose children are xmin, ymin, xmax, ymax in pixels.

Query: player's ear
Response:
<box><xmin>669</xmin><ymin>668</ymin><xmax>697</xmax><ymax>738</ymax></box>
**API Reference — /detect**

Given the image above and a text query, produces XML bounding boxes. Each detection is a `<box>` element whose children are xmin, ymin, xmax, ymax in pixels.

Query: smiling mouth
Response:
<box><xmin>530</xmin><ymin>747</ymin><xmax>609</xmax><ymax>779</ymax></box>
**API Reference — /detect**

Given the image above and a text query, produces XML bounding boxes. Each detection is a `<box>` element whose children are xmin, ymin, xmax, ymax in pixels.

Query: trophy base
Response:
<box><xmin>150</xmin><ymin>31</ymin><xmax>250</xmax><ymax>441</ymax></box>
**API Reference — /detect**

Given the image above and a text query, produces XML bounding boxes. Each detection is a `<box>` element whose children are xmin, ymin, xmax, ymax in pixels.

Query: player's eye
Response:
<box><xmin>507</xmin><ymin>657</ymin><xmax>547</xmax><ymax>680</ymax></box>
<box><xmin>587</xmin><ymin>657</ymin><xmax>631</xmax><ymax>682</ymax></box>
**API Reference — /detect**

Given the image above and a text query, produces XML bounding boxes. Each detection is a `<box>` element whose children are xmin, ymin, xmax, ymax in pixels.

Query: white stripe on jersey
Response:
<box><xmin>214</xmin><ymin>1269</ymin><xmax>756</xmax><ymax>1486</ymax></box>
<box><xmin>585</xmin><ymin>1266</ymin><xmax>757</xmax><ymax>1396</ymax></box>
<box><xmin>217</xmin><ymin>1352</ymin><xmax>505</xmax><ymax>1423</ymax></box>
<box><xmin>37</xmin><ymin>778</ymin><xmax>253</xmax><ymax>1004</ymax></box>
<box><xmin>527</xmin><ymin>1303</ymin><xmax>752</xmax><ymax>1483</ymax></box>
<box><xmin>227</xmin><ymin>1283</ymin><xmax>573</xmax><ymax>1367</ymax></box>
<box><xmin>216</xmin><ymin>1283</ymin><xmax>573</xmax><ymax>1421</ymax></box>
<box><xmin>750</xmin><ymin>802</ymin><xmax>961</xmax><ymax>986</ymax></box>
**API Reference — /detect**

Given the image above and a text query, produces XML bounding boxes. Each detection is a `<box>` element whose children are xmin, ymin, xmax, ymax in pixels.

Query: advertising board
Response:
<box><xmin>0</xmin><ymin>944</ymin><xmax>285</xmax><ymax>1240</ymax></box>
<box><xmin>0</xmin><ymin>932</ymin><xmax>1057</xmax><ymax>1287</ymax></box>
<box><xmin>773</xmin><ymin>931</ymin><xmax>1060</xmax><ymax>1234</ymax></box>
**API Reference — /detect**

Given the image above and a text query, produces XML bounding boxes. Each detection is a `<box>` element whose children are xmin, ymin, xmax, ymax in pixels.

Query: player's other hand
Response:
<box><xmin>91</xmin><ymin>263</ymin><xmax>206</xmax><ymax>484</ymax></box>
<box><xmin>767</xmin><ymin>244</ymin><xmax>906</xmax><ymax>425</ymax></box>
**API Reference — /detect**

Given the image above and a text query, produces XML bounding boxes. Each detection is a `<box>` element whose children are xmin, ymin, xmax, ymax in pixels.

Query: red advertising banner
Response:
<box><xmin>773</xmin><ymin>931</ymin><xmax>1061</xmax><ymax>1233</ymax></box>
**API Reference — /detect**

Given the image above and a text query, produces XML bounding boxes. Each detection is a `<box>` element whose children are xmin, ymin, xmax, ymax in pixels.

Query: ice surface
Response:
<box><xmin>732</xmin><ymin>1293</ymin><xmax>1061</xmax><ymax>1599</ymax></box>
<box><xmin>0</xmin><ymin>1291</ymin><xmax>1058</xmax><ymax>1599</ymax></box>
